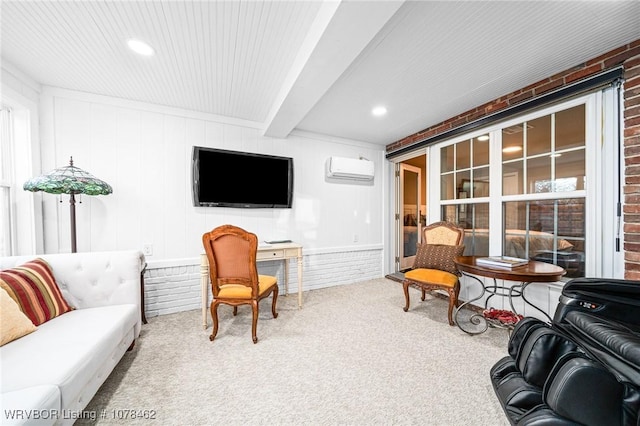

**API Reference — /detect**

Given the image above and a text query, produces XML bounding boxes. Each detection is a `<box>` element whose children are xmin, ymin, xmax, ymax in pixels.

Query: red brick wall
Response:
<box><xmin>386</xmin><ymin>39</ymin><xmax>640</xmax><ymax>279</ymax></box>
<box><xmin>623</xmin><ymin>43</ymin><xmax>640</xmax><ymax>280</ymax></box>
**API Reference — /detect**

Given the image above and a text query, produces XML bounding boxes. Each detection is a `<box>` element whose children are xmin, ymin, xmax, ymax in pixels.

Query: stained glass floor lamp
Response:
<box><xmin>24</xmin><ymin>156</ymin><xmax>112</xmax><ymax>253</ymax></box>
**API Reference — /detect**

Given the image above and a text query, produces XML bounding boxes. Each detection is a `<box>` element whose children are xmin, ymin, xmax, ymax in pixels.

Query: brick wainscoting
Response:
<box><xmin>387</xmin><ymin>39</ymin><xmax>640</xmax><ymax>280</ymax></box>
<box><xmin>143</xmin><ymin>247</ymin><xmax>383</xmax><ymax>318</ymax></box>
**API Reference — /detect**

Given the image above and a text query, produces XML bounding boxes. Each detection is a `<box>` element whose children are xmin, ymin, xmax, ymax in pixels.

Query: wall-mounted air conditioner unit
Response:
<box><xmin>325</xmin><ymin>157</ymin><xmax>374</xmax><ymax>181</ymax></box>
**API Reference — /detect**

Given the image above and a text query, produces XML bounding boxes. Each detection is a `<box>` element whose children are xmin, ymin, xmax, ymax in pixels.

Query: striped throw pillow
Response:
<box><xmin>0</xmin><ymin>258</ymin><xmax>73</xmax><ymax>325</ymax></box>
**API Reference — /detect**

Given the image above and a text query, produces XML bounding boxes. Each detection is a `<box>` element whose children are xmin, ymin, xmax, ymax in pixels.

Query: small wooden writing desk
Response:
<box><xmin>200</xmin><ymin>242</ymin><xmax>303</xmax><ymax>329</ymax></box>
<box><xmin>454</xmin><ymin>256</ymin><xmax>565</xmax><ymax>334</ymax></box>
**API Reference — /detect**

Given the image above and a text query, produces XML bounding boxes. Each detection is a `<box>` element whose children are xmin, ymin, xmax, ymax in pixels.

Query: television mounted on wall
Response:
<box><xmin>192</xmin><ymin>146</ymin><xmax>294</xmax><ymax>208</ymax></box>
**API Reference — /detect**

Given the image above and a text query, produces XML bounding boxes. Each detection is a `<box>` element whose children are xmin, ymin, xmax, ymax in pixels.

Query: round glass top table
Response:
<box><xmin>453</xmin><ymin>256</ymin><xmax>566</xmax><ymax>335</ymax></box>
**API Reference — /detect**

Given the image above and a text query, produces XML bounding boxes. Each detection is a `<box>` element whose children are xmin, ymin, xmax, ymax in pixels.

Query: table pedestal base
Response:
<box><xmin>454</xmin><ymin>272</ymin><xmax>551</xmax><ymax>335</ymax></box>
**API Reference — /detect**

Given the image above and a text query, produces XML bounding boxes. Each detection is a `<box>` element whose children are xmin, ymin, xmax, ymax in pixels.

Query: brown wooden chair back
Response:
<box><xmin>203</xmin><ymin>225</ymin><xmax>259</xmax><ymax>298</ymax></box>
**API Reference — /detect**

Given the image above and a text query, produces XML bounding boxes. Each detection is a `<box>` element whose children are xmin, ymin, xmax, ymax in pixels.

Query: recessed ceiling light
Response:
<box><xmin>372</xmin><ymin>106</ymin><xmax>387</xmax><ymax>117</ymax></box>
<box><xmin>127</xmin><ymin>39</ymin><xmax>155</xmax><ymax>56</ymax></box>
<box><xmin>502</xmin><ymin>146</ymin><xmax>523</xmax><ymax>153</ymax></box>
<box><xmin>477</xmin><ymin>135</ymin><xmax>489</xmax><ymax>141</ymax></box>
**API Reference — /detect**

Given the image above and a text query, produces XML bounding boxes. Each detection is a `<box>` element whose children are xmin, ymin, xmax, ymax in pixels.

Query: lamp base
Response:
<box><xmin>70</xmin><ymin>192</ymin><xmax>77</xmax><ymax>253</ymax></box>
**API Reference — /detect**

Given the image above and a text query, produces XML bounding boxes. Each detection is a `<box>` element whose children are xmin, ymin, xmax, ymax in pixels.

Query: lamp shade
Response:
<box><xmin>23</xmin><ymin>157</ymin><xmax>112</xmax><ymax>195</ymax></box>
<box><xmin>23</xmin><ymin>156</ymin><xmax>112</xmax><ymax>253</ymax></box>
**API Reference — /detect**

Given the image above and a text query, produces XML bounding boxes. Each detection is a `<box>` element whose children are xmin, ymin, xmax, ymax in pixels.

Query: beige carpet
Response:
<box><xmin>79</xmin><ymin>278</ymin><xmax>510</xmax><ymax>425</ymax></box>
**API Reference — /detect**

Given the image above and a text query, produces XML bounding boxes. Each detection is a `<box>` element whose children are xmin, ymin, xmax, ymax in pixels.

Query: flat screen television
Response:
<box><xmin>192</xmin><ymin>146</ymin><xmax>294</xmax><ymax>208</ymax></box>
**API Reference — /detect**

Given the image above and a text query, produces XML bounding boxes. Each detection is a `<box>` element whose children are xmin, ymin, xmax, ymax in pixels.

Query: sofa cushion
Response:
<box><xmin>0</xmin><ymin>288</ymin><xmax>37</xmax><ymax>346</ymax></box>
<box><xmin>0</xmin><ymin>258</ymin><xmax>72</xmax><ymax>326</ymax></box>
<box><xmin>0</xmin><ymin>385</ymin><xmax>60</xmax><ymax>426</ymax></box>
<box><xmin>0</xmin><ymin>304</ymin><xmax>138</xmax><ymax>409</ymax></box>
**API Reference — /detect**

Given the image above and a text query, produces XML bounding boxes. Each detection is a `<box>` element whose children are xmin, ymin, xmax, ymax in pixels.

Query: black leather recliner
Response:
<box><xmin>489</xmin><ymin>278</ymin><xmax>640</xmax><ymax>425</ymax></box>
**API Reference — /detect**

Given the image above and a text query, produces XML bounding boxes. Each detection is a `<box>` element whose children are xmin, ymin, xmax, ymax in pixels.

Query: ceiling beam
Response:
<box><xmin>262</xmin><ymin>0</ymin><xmax>404</xmax><ymax>139</ymax></box>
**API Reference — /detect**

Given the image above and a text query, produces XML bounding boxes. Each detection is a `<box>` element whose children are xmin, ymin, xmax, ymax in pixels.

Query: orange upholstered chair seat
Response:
<box><xmin>218</xmin><ymin>275</ymin><xmax>278</xmax><ymax>299</ymax></box>
<box><xmin>404</xmin><ymin>268</ymin><xmax>458</xmax><ymax>288</ymax></box>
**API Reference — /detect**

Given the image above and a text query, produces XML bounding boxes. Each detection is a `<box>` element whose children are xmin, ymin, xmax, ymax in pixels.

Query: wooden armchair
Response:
<box><xmin>202</xmin><ymin>224</ymin><xmax>279</xmax><ymax>343</ymax></box>
<box><xmin>402</xmin><ymin>221</ymin><xmax>465</xmax><ymax>325</ymax></box>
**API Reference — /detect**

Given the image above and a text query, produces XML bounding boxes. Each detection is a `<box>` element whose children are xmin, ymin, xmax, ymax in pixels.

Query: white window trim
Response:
<box><xmin>596</xmin><ymin>85</ymin><xmax>624</xmax><ymax>277</ymax></box>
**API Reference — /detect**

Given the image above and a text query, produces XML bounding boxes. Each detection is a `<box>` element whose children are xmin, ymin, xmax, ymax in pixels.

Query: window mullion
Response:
<box><xmin>488</xmin><ymin>129</ymin><xmax>503</xmax><ymax>255</ymax></box>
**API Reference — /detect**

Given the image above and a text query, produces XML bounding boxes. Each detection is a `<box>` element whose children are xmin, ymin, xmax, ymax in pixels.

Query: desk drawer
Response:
<box><xmin>257</xmin><ymin>249</ymin><xmax>285</xmax><ymax>261</ymax></box>
<box><xmin>285</xmin><ymin>248</ymin><xmax>300</xmax><ymax>258</ymax></box>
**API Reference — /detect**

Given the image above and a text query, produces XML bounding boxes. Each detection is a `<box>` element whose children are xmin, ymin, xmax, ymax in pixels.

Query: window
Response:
<box><xmin>502</xmin><ymin>105</ymin><xmax>585</xmax><ymax>196</ymax></box>
<box><xmin>1</xmin><ymin>86</ymin><xmax>39</xmax><ymax>256</ymax></box>
<box><xmin>437</xmin><ymin>98</ymin><xmax>602</xmax><ymax>279</ymax></box>
<box><xmin>442</xmin><ymin>202</ymin><xmax>489</xmax><ymax>256</ymax></box>
<box><xmin>503</xmin><ymin>199</ymin><xmax>585</xmax><ymax>277</ymax></box>
<box><xmin>501</xmin><ymin>104</ymin><xmax>586</xmax><ymax>277</ymax></box>
<box><xmin>440</xmin><ymin>135</ymin><xmax>491</xmax><ymax>256</ymax></box>
<box><xmin>440</xmin><ymin>136</ymin><xmax>490</xmax><ymax>200</ymax></box>
<box><xmin>0</xmin><ymin>108</ymin><xmax>13</xmax><ymax>256</ymax></box>
<box><xmin>1</xmin><ymin>102</ymin><xmax>36</xmax><ymax>256</ymax></box>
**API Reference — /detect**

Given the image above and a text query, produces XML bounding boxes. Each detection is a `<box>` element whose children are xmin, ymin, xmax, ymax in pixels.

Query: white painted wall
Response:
<box><xmin>37</xmin><ymin>87</ymin><xmax>385</xmax><ymax>257</ymax></box>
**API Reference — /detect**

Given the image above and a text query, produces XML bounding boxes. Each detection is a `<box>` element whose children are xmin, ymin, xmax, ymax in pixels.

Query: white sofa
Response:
<box><xmin>0</xmin><ymin>250</ymin><xmax>145</xmax><ymax>425</ymax></box>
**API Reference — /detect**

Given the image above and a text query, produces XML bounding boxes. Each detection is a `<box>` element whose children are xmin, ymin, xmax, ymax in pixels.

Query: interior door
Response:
<box><xmin>398</xmin><ymin>163</ymin><xmax>422</xmax><ymax>270</ymax></box>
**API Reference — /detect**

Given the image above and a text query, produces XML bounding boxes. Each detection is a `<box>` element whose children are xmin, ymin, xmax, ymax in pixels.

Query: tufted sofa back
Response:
<box><xmin>0</xmin><ymin>251</ymin><xmax>145</xmax><ymax>334</ymax></box>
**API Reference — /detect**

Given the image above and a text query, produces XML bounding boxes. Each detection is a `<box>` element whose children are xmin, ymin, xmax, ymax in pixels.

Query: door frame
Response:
<box><xmin>397</xmin><ymin>163</ymin><xmax>422</xmax><ymax>270</ymax></box>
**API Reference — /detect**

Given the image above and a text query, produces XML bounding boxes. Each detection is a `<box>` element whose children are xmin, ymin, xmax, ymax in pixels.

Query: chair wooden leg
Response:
<box><xmin>421</xmin><ymin>289</ymin><xmax>426</xmax><ymax>301</ymax></box>
<box><xmin>271</xmin><ymin>286</ymin><xmax>279</xmax><ymax>319</ymax></box>
<box><xmin>402</xmin><ymin>280</ymin><xmax>411</xmax><ymax>312</ymax></box>
<box><xmin>210</xmin><ymin>301</ymin><xmax>220</xmax><ymax>341</ymax></box>
<box><xmin>446</xmin><ymin>289</ymin><xmax>457</xmax><ymax>326</ymax></box>
<box><xmin>251</xmin><ymin>300</ymin><xmax>259</xmax><ymax>344</ymax></box>
<box><xmin>233</xmin><ymin>306</ymin><xmax>238</xmax><ymax>316</ymax></box>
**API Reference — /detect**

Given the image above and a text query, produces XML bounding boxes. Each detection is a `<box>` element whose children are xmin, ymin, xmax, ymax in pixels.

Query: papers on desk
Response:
<box><xmin>264</xmin><ymin>239</ymin><xmax>292</xmax><ymax>244</ymax></box>
<box><xmin>476</xmin><ymin>256</ymin><xmax>529</xmax><ymax>269</ymax></box>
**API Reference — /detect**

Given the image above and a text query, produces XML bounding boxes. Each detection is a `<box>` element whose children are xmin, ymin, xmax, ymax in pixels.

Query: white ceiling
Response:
<box><xmin>2</xmin><ymin>1</ymin><xmax>639</xmax><ymax>147</ymax></box>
